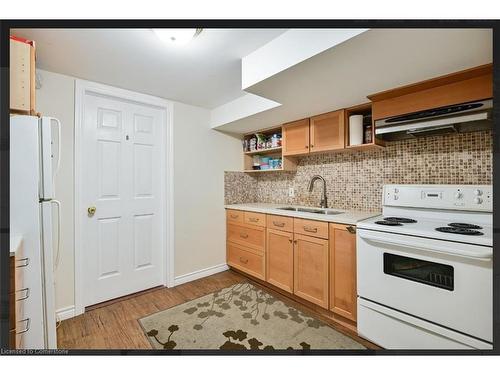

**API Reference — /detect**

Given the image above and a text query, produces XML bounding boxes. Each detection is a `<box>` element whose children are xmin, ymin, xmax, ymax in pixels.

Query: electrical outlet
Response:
<box><xmin>288</xmin><ymin>187</ymin><xmax>295</xmax><ymax>197</ymax></box>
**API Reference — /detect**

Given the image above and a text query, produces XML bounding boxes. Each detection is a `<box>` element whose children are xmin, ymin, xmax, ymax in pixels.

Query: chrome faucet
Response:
<box><xmin>308</xmin><ymin>175</ymin><xmax>328</xmax><ymax>208</ymax></box>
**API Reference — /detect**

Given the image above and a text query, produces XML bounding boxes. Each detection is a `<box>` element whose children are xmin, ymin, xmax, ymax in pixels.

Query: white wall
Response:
<box><xmin>35</xmin><ymin>69</ymin><xmax>242</xmax><ymax>313</ymax></box>
<box><xmin>241</xmin><ymin>29</ymin><xmax>368</xmax><ymax>89</ymax></box>
<box><xmin>173</xmin><ymin>102</ymin><xmax>242</xmax><ymax>278</ymax></box>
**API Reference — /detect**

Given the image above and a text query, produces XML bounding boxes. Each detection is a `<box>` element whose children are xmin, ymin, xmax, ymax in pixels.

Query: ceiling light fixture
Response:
<box><xmin>153</xmin><ymin>28</ymin><xmax>203</xmax><ymax>46</ymax></box>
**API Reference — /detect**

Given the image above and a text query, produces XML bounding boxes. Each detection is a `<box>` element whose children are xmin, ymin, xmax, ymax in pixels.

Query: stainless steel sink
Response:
<box><xmin>277</xmin><ymin>207</ymin><xmax>344</xmax><ymax>215</ymax></box>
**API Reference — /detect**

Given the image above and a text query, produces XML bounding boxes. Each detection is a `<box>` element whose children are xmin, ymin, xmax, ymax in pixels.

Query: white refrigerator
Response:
<box><xmin>10</xmin><ymin>115</ymin><xmax>61</xmax><ymax>349</ymax></box>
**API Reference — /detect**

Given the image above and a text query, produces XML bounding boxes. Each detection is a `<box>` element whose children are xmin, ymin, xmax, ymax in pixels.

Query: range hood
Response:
<box><xmin>375</xmin><ymin>99</ymin><xmax>492</xmax><ymax>141</ymax></box>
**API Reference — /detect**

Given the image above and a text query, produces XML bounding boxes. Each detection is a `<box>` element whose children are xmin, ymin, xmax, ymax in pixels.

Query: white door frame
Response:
<box><xmin>74</xmin><ymin>79</ymin><xmax>174</xmax><ymax>316</ymax></box>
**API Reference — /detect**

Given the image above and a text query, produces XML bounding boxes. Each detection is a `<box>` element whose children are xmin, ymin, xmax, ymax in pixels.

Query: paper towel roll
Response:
<box><xmin>349</xmin><ymin>115</ymin><xmax>364</xmax><ymax>146</ymax></box>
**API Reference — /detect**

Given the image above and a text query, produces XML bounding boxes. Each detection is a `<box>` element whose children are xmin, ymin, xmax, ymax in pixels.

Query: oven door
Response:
<box><xmin>357</xmin><ymin>229</ymin><xmax>492</xmax><ymax>343</ymax></box>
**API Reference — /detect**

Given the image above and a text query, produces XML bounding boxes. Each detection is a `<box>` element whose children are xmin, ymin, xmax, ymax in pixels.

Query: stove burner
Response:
<box><xmin>435</xmin><ymin>227</ymin><xmax>483</xmax><ymax>236</ymax></box>
<box><xmin>375</xmin><ymin>220</ymin><xmax>403</xmax><ymax>226</ymax></box>
<box><xmin>448</xmin><ymin>223</ymin><xmax>483</xmax><ymax>230</ymax></box>
<box><xmin>384</xmin><ymin>217</ymin><xmax>417</xmax><ymax>224</ymax></box>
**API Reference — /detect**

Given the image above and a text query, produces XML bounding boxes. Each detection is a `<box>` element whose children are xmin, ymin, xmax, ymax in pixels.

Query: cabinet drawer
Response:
<box><xmin>227</xmin><ymin>242</ymin><xmax>265</xmax><ymax>280</ymax></box>
<box><xmin>226</xmin><ymin>209</ymin><xmax>244</xmax><ymax>224</ymax></box>
<box><xmin>227</xmin><ymin>223</ymin><xmax>265</xmax><ymax>251</ymax></box>
<box><xmin>294</xmin><ymin>218</ymin><xmax>329</xmax><ymax>239</ymax></box>
<box><xmin>243</xmin><ymin>211</ymin><xmax>266</xmax><ymax>227</ymax></box>
<box><xmin>267</xmin><ymin>214</ymin><xmax>294</xmax><ymax>232</ymax></box>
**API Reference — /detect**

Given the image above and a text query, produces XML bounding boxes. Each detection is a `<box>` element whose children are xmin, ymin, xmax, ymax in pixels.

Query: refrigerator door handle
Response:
<box><xmin>50</xmin><ymin>117</ymin><xmax>62</xmax><ymax>177</ymax></box>
<box><xmin>51</xmin><ymin>199</ymin><xmax>62</xmax><ymax>271</ymax></box>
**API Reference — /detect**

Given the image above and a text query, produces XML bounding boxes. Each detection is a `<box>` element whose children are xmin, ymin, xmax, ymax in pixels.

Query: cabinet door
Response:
<box><xmin>282</xmin><ymin>119</ymin><xmax>310</xmax><ymax>156</ymax></box>
<box><xmin>329</xmin><ymin>223</ymin><xmax>357</xmax><ymax>322</ymax></box>
<box><xmin>266</xmin><ymin>229</ymin><xmax>294</xmax><ymax>293</ymax></box>
<box><xmin>293</xmin><ymin>234</ymin><xmax>329</xmax><ymax>308</ymax></box>
<box><xmin>310</xmin><ymin>110</ymin><xmax>345</xmax><ymax>152</ymax></box>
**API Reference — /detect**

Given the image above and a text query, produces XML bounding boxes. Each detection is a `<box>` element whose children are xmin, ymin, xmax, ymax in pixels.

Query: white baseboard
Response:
<box><xmin>56</xmin><ymin>305</ymin><xmax>76</xmax><ymax>321</ymax></box>
<box><xmin>174</xmin><ymin>263</ymin><xmax>229</xmax><ymax>286</ymax></box>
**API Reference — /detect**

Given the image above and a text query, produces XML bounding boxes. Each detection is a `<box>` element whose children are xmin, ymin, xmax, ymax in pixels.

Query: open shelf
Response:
<box><xmin>242</xmin><ymin>125</ymin><xmax>297</xmax><ymax>173</ymax></box>
<box><xmin>344</xmin><ymin>102</ymin><xmax>385</xmax><ymax>149</ymax></box>
<box><xmin>243</xmin><ymin>168</ymin><xmax>285</xmax><ymax>173</ymax></box>
<box><xmin>244</xmin><ymin>147</ymin><xmax>282</xmax><ymax>155</ymax></box>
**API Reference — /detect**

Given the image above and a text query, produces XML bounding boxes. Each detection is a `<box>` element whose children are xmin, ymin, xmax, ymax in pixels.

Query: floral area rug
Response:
<box><xmin>138</xmin><ymin>282</ymin><xmax>366</xmax><ymax>350</ymax></box>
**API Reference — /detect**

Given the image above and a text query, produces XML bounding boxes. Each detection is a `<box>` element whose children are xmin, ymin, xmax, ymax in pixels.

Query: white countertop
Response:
<box><xmin>225</xmin><ymin>203</ymin><xmax>380</xmax><ymax>225</ymax></box>
<box><xmin>10</xmin><ymin>235</ymin><xmax>23</xmax><ymax>257</ymax></box>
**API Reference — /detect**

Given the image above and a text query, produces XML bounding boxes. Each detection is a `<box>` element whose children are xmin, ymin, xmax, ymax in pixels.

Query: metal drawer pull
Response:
<box><xmin>346</xmin><ymin>225</ymin><xmax>356</xmax><ymax>234</ymax></box>
<box><xmin>17</xmin><ymin>318</ymin><xmax>30</xmax><ymax>334</ymax></box>
<box><xmin>273</xmin><ymin>221</ymin><xmax>285</xmax><ymax>227</ymax></box>
<box><xmin>16</xmin><ymin>287</ymin><xmax>30</xmax><ymax>302</ymax></box>
<box><xmin>239</xmin><ymin>257</ymin><xmax>249</xmax><ymax>264</ymax></box>
<box><xmin>249</xmin><ymin>217</ymin><xmax>259</xmax><ymax>222</ymax></box>
<box><xmin>303</xmin><ymin>226</ymin><xmax>318</xmax><ymax>233</ymax></box>
<box><xmin>230</xmin><ymin>214</ymin><xmax>239</xmax><ymax>219</ymax></box>
<box><xmin>16</xmin><ymin>257</ymin><xmax>30</xmax><ymax>268</ymax></box>
<box><xmin>240</xmin><ymin>233</ymin><xmax>248</xmax><ymax>238</ymax></box>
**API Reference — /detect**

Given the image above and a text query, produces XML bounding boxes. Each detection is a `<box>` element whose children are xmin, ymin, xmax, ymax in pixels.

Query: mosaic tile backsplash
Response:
<box><xmin>224</xmin><ymin>130</ymin><xmax>493</xmax><ymax>212</ymax></box>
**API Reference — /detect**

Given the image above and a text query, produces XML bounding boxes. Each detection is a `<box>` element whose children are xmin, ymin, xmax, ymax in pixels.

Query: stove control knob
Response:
<box><xmin>454</xmin><ymin>192</ymin><xmax>463</xmax><ymax>199</ymax></box>
<box><xmin>393</xmin><ymin>195</ymin><xmax>399</xmax><ymax>200</ymax></box>
<box><xmin>474</xmin><ymin>197</ymin><xmax>483</xmax><ymax>204</ymax></box>
<box><xmin>474</xmin><ymin>189</ymin><xmax>483</xmax><ymax>196</ymax></box>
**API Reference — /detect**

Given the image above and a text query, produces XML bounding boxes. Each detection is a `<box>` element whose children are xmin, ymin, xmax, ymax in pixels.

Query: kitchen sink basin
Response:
<box><xmin>277</xmin><ymin>207</ymin><xmax>344</xmax><ymax>215</ymax></box>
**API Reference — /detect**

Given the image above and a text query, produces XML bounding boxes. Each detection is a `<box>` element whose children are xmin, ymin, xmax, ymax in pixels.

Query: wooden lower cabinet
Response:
<box><xmin>226</xmin><ymin>210</ymin><xmax>359</xmax><ymax>332</ymax></box>
<box><xmin>227</xmin><ymin>222</ymin><xmax>265</xmax><ymax>251</ymax></box>
<box><xmin>227</xmin><ymin>241</ymin><xmax>265</xmax><ymax>281</ymax></box>
<box><xmin>266</xmin><ymin>229</ymin><xmax>294</xmax><ymax>293</ymax></box>
<box><xmin>293</xmin><ymin>234</ymin><xmax>329</xmax><ymax>309</ymax></box>
<box><xmin>9</xmin><ymin>256</ymin><xmax>16</xmax><ymax>348</ymax></box>
<box><xmin>329</xmin><ymin>223</ymin><xmax>357</xmax><ymax>322</ymax></box>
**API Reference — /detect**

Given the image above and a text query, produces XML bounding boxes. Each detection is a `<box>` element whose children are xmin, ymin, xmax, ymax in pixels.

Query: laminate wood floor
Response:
<box><xmin>57</xmin><ymin>270</ymin><xmax>375</xmax><ymax>350</ymax></box>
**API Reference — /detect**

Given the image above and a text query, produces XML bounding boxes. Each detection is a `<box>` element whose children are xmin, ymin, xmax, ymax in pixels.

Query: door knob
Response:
<box><xmin>87</xmin><ymin>206</ymin><xmax>96</xmax><ymax>217</ymax></box>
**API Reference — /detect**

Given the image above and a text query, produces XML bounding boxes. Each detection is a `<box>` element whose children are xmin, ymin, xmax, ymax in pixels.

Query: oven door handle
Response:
<box><xmin>358</xmin><ymin>230</ymin><xmax>492</xmax><ymax>261</ymax></box>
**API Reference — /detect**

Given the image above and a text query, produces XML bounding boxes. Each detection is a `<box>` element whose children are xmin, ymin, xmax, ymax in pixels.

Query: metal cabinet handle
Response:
<box><xmin>16</xmin><ymin>257</ymin><xmax>29</xmax><ymax>268</ymax></box>
<box><xmin>16</xmin><ymin>318</ymin><xmax>30</xmax><ymax>334</ymax></box>
<box><xmin>288</xmin><ymin>238</ymin><xmax>293</xmax><ymax>243</ymax></box>
<box><xmin>303</xmin><ymin>226</ymin><xmax>318</xmax><ymax>233</ymax></box>
<box><xmin>239</xmin><ymin>257</ymin><xmax>249</xmax><ymax>264</ymax></box>
<box><xmin>240</xmin><ymin>233</ymin><xmax>248</xmax><ymax>239</ymax></box>
<box><xmin>346</xmin><ymin>225</ymin><xmax>356</xmax><ymax>234</ymax></box>
<box><xmin>16</xmin><ymin>287</ymin><xmax>30</xmax><ymax>302</ymax></box>
<box><xmin>230</xmin><ymin>214</ymin><xmax>239</xmax><ymax>219</ymax></box>
<box><xmin>249</xmin><ymin>217</ymin><xmax>259</xmax><ymax>222</ymax></box>
<box><xmin>273</xmin><ymin>221</ymin><xmax>285</xmax><ymax>227</ymax></box>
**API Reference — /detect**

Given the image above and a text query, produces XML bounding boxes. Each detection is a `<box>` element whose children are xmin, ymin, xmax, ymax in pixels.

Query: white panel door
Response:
<box><xmin>82</xmin><ymin>93</ymin><xmax>164</xmax><ymax>306</ymax></box>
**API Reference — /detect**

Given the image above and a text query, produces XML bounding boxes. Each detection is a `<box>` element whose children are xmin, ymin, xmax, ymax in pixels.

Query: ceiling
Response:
<box><xmin>214</xmin><ymin>28</ymin><xmax>493</xmax><ymax>133</ymax></box>
<box><xmin>11</xmin><ymin>28</ymin><xmax>286</xmax><ymax>108</ymax></box>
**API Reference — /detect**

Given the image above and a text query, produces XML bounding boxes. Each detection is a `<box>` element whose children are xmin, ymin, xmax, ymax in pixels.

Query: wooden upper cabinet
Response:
<box><xmin>266</xmin><ymin>228</ymin><xmax>294</xmax><ymax>293</ymax></box>
<box><xmin>329</xmin><ymin>223</ymin><xmax>357</xmax><ymax>322</ymax></box>
<box><xmin>368</xmin><ymin>63</ymin><xmax>493</xmax><ymax>121</ymax></box>
<box><xmin>293</xmin><ymin>234</ymin><xmax>329</xmax><ymax>309</ymax></box>
<box><xmin>10</xmin><ymin>37</ymin><xmax>36</xmax><ymax>114</ymax></box>
<box><xmin>310</xmin><ymin>109</ymin><xmax>345</xmax><ymax>152</ymax></box>
<box><xmin>282</xmin><ymin>118</ymin><xmax>310</xmax><ymax>156</ymax></box>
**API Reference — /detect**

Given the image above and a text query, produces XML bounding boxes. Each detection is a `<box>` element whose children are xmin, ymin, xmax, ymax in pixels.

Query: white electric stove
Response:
<box><xmin>356</xmin><ymin>184</ymin><xmax>493</xmax><ymax>350</ymax></box>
